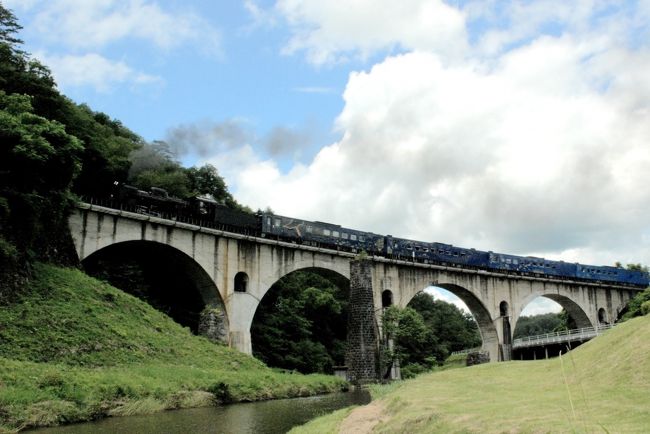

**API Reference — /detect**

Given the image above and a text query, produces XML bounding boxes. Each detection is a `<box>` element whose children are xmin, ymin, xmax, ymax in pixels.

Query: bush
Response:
<box><xmin>641</xmin><ymin>301</ymin><xmax>650</xmax><ymax>316</ymax></box>
<box><xmin>620</xmin><ymin>288</ymin><xmax>650</xmax><ymax>321</ymax></box>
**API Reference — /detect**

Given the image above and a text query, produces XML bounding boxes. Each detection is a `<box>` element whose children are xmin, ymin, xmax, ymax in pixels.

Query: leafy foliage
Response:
<box><xmin>0</xmin><ymin>91</ymin><xmax>82</xmax><ymax>285</ymax></box>
<box><xmin>382</xmin><ymin>292</ymin><xmax>481</xmax><ymax>378</ymax></box>
<box><xmin>513</xmin><ymin>312</ymin><xmax>569</xmax><ymax>339</ymax></box>
<box><xmin>619</xmin><ymin>287</ymin><xmax>650</xmax><ymax>321</ymax></box>
<box><xmin>251</xmin><ymin>271</ymin><xmax>349</xmax><ymax>374</ymax></box>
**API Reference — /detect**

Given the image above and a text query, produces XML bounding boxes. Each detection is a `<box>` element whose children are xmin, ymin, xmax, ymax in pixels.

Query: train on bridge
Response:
<box><xmin>107</xmin><ymin>184</ymin><xmax>649</xmax><ymax>288</ymax></box>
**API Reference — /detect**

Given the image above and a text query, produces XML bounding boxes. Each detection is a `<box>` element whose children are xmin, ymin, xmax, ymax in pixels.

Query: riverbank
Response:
<box><xmin>293</xmin><ymin>314</ymin><xmax>650</xmax><ymax>433</ymax></box>
<box><xmin>0</xmin><ymin>264</ymin><xmax>346</xmax><ymax>432</ymax></box>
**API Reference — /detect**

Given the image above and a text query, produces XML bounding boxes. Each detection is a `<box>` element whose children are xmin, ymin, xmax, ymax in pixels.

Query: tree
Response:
<box><xmin>251</xmin><ymin>271</ymin><xmax>348</xmax><ymax>374</ymax></box>
<box><xmin>187</xmin><ymin>164</ymin><xmax>233</xmax><ymax>204</ymax></box>
<box><xmin>513</xmin><ymin>312</ymin><xmax>567</xmax><ymax>338</ymax></box>
<box><xmin>382</xmin><ymin>305</ymin><xmax>439</xmax><ymax>378</ymax></box>
<box><xmin>0</xmin><ymin>91</ymin><xmax>82</xmax><ymax>283</ymax></box>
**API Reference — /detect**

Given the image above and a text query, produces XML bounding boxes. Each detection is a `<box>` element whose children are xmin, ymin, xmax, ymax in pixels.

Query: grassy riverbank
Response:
<box><xmin>0</xmin><ymin>264</ymin><xmax>346</xmax><ymax>432</ymax></box>
<box><xmin>293</xmin><ymin>314</ymin><xmax>650</xmax><ymax>433</ymax></box>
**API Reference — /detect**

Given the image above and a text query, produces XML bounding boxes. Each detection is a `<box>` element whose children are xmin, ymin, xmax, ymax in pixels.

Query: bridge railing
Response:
<box><xmin>79</xmin><ymin>197</ymin><xmax>258</xmax><ymax>236</ymax></box>
<box><xmin>512</xmin><ymin>324</ymin><xmax>613</xmax><ymax>349</ymax></box>
<box><xmin>450</xmin><ymin>347</ymin><xmax>482</xmax><ymax>356</ymax></box>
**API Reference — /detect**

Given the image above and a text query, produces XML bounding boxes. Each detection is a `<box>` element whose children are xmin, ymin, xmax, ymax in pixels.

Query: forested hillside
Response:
<box><xmin>0</xmin><ymin>4</ymin><xmax>241</xmax><ymax>299</ymax></box>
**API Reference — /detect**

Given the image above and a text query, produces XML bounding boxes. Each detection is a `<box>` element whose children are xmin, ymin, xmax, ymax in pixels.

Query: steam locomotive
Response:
<box><xmin>110</xmin><ymin>184</ymin><xmax>649</xmax><ymax>288</ymax></box>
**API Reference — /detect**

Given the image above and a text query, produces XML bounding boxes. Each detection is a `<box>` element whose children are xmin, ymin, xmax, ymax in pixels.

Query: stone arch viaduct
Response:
<box><xmin>69</xmin><ymin>203</ymin><xmax>640</xmax><ymax>371</ymax></box>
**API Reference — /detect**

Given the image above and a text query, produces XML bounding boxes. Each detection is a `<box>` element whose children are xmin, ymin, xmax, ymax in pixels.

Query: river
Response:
<box><xmin>28</xmin><ymin>389</ymin><xmax>371</xmax><ymax>434</ymax></box>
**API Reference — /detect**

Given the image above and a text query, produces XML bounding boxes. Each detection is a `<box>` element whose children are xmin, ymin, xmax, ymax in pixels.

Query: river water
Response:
<box><xmin>28</xmin><ymin>390</ymin><xmax>371</xmax><ymax>434</ymax></box>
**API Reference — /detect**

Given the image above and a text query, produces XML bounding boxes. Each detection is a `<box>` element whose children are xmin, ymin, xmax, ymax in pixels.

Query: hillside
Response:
<box><xmin>294</xmin><ymin>314</ymin><xmax>650</xmax><ymax>433</ymax></box>
<box><xmin>0</xmin><ymin>264</ymin><xmax>345</xmax><ymax>432</ymax></box>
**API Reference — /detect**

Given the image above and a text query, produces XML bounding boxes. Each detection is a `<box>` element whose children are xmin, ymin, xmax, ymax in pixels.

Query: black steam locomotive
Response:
<box><xmin>109</xmin><ymin>184</ymin><xmax>649</xmax><ymax>288</ymax></box>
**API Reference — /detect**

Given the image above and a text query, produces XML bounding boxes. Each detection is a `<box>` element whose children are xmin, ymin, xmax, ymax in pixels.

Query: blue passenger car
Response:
<box><xmin>488</xmin><ymin>253</ymin><xmax>576</xmax><ymax>278</ymax></box>
<box><xmin>575</xmin><ymin>264</ymin><xmax>648</xmax><ymax>286</ymax></box>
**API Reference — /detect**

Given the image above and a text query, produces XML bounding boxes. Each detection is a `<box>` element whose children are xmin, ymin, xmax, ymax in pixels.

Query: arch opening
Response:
<box><xmin>382</xmin><ymin>290</ymin><xmax>393</xmax><ymax>308</ymax></box>
<box><xmin>234</xmin><ymin>272</ymin><xmax>249</xmax><ymax>293</ymax></box>
<box><xmin>500</xmin><ymin>301</ymin><xmax>509</xmax><ymax>317</ymax></box>
<box><xmin>598</xmin><ymin>307</ymin><xmax>608</xmax><ymax>325</ymax></box>
<box><xmin>250</xmin><ymin>267</ymin><xmax>350</xmax><ymax>375</ymax></box>
<box><xmin>391</xmin><ymin>285</ymin><xmax>494</xmax><ymax>377</ymax></box>
<box><xmin>82</xmin><ymin>240</ymin><xmax>228</xmax><ymax>342</ymax></box>
<box><xmin>513</xmin><ymin>295</ymin><xmax>591</xmax><ymax>360</ymax></box>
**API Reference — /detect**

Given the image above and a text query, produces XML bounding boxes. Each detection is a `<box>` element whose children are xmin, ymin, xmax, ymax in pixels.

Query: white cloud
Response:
<box><xmin>35</xmin><ymin>52</ymin><xmax>163</xmax><ymax>92</ymax></box>
<box><xmin>16</xmin><ymin>0</ymin><xmax>221</xmax><ymax>54</ymax></box>
<box><xmin>275</xmin><ymin>0</ymin><xmax>468</xmax><ymax>65</ymax></box>
<box><xmin>200</xmin><ymin>4</ymin><xmax>650</xmax><ymax>268</ymax></box>
<box><xmin>520</xmin><ymin>297</ymin><xmax>562</xmax><ymax>316</ymax></box>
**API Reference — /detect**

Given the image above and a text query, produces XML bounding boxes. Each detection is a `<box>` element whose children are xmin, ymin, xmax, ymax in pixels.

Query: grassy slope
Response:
<box><xmin>295</xmin><ymin>314</ymin><xmax>650</xmax><ymax>433</ymax></box>
<box><xmin>0</xmin><ymin>264</ymin><xmax>345</xmax><ymax>432</ymax></box>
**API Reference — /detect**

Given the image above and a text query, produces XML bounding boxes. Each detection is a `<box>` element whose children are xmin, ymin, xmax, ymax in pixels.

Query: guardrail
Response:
<box><xmin>512</xmin><ymin>324</ymin><xmax>613</xmax><ymax>349</ymax></box>
<box><xmin>450</xmin><ymin>347</ymin><xmax>482</xmax><ymax>356</ymax></box>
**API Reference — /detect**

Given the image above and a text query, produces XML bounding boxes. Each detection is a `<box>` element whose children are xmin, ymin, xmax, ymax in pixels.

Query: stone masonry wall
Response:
<box><xmin>345</xmin><ymin>259</ymin><xmax>379</xmax><ymax>383</ymax></box>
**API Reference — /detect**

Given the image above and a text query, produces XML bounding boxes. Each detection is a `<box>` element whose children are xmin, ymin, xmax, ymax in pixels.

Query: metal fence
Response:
<box><xmin>512</xmin><ymin>324</ymin><xmax>613</xmax><ymax>349</ymax></box>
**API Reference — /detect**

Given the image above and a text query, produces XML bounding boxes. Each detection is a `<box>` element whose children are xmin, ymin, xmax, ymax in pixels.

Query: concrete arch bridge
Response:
<box><xmin>69</xmin><ymin>203</ymin><xmax>640</xmax><ymax>380</ymax></box>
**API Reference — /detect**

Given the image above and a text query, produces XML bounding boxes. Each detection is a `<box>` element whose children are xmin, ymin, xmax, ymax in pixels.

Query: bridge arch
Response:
<box><xmin>514</xmin><ymin>292</ymin><xmax>594</xmax><ymax>333</ymax></box>
<box><xmin>82</xmin><ymin>240</ymin><xmax>229</xmax><ymax>342</ymax></box>
<box><xmin>245</xmin><ymin>265</ymin><xmax>351</xmax><ymax>333</ymax></box>
<box><xmin>400</xmin><ymin>283</ymin><xmax>499</xmax><ymax>360</ymax></box>
<box><xmin>249</xmin><ymin>266</ymin><xmax>351</xmax><ymax>372</ymax></box>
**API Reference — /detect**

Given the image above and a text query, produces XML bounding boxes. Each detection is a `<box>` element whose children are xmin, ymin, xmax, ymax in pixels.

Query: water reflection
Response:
<box><xmin>28</xmin><ymin>389</ymin><xmax>370</xmax><ymax>434</ymax></box>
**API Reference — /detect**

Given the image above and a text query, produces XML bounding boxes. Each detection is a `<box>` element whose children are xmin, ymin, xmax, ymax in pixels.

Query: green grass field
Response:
<box><xmin>294</xmin><ymin>314</ymin><xmax>650</xmax><ymax>433</ymax></box>
<box><xmin>0</xmin><ymin>264</ymin><xmax>345</xmax><ymax>432</ymax></box>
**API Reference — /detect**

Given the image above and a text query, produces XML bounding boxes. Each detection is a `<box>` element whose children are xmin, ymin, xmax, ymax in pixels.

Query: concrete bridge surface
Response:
<box><xmin>69</xmin><ymin>203</ymin><xmax>641</xmax><ymax>378</ymax></box>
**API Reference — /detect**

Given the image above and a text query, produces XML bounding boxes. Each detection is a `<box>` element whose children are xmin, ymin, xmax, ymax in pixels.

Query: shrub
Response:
<box><xmin>641</xmin><ymin>300</ymin><xmax>650</xmax><ymax>316</ymax></box>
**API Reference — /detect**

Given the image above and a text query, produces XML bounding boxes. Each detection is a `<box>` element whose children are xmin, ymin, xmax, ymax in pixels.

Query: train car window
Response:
<box><xmin>306</xmin><ymin>225</ymin><xmax>313</xmax><ymax>233</ymax></box>
<box><xmin>512</xmin><ymin>259</ymin><xmax>518</xmax><ymax>265</ymax></box>
<box><xmin>323</xmin><ymin>229</ymin><xmax>331</xmax><ymax>236</ymax></box>
<box><xmin>351</xmin><ymin>234</ymin><xmax>357</xmax><ymax>241</ymax></box>
<box><xmin>333</xmin><ymin>231</ymin><xmax>340</xmax><ymax>238</ymax></box>
<box><xmin>359</xmin><ymin>236</ymin><xmax>365</xmax><ymax>242</ymax></box>
<box><xmin>505</xmin><ymin>258</ymin><xmax>512</xmax><ymax>264</ymax></box>
<box><xmin>266</xmin><ymin>217</ymin><xmax>272</xmax><ymax>226</ymax></box>
<box><xmin>423</xmin><ymin>248</ymin><xmax>429</xmax><ymax>252</ymax></box>
<box><xmin>274</xmin><ymin>218</ymin><xmax>281</xmax><ymax>227</ymax></box>
<box><xmin>342</xmin><ymin>232</ymin><xmax>349</xmax><ymax>239</ymax></box>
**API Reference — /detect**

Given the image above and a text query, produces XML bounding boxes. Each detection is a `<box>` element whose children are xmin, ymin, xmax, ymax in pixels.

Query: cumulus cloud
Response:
<box><xmin>200</xmin><ymin>2</ymin><xmax>650</xmax><ymax>268</ymax></box>
<box><xmin>14</xmin><ymin>0</ymin><xmax>221</xmax><ymax>54</ymax></box>
<box><xmin>35</xmin><ymin>52</ymin><xmax>163</xmax><ymax>92</ymax></box>
<box><xmin>274</xmin><ymin>0</ymin><xmax>468</xmax><ymax>65</ymax></box>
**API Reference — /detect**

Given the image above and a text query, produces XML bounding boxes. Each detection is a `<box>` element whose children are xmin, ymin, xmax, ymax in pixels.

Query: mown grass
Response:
<box><xmin>0</xmin><ymin>264</ymin><xmax>345</xmax><ymax>432</ymax></box>
<box><xmin>294</xmin><ymin>314</ymin><xmax>650</xmax><ymax>433</ymax></box>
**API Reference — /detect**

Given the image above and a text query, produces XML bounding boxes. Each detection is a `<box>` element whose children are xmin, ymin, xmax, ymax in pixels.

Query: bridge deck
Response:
<box><xmin>76</xmin><ymin>201</ymin><xmax>641</xmax><ymax>291</ymax></box>
<box><xmin>512</xmin><ymin>324</ymin><xmax>613</xmax><ymax>349</ymax></box>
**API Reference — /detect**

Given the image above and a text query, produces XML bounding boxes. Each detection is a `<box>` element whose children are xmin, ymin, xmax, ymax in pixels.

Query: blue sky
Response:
<box><xmin>6</xmin><ymin>0</ymin><xmax>649</xmax><ymax>317</ymax></box>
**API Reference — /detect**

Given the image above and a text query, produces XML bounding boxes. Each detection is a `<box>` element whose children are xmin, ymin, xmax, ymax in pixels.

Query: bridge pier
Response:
<box><xmin>345</xmin><ymin>259</ymin><xmax>380</xmax><ymax>383</ymax></box>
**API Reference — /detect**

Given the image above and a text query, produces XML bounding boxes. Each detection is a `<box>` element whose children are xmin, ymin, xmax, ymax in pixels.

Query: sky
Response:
<box><xmin>6</xmin><ymin>0</ymin><xmax>649</xmax><ymax>317</ymax></box>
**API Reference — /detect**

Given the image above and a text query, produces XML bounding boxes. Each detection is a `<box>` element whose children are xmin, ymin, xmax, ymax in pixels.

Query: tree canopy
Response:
<box><xmin>0</xmin><ymin>3</ymin><xmax>247</xmax><ymax>297</ymax></box>
<box><xmin>383</xmin><ymin>292</ymin><xmax>481</xmax><ymax>378</ymax></box>
<box><xmin>251</xmin><ymin>271</ymin><xmax>349</xmax><ymax>374</ymax></box>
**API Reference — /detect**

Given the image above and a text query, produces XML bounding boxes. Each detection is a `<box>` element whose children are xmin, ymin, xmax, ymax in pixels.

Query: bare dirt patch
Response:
<box><xmin>339</xmin><ymin>401</ymin><xmax>387</xmax><ymax>434</ymax></box>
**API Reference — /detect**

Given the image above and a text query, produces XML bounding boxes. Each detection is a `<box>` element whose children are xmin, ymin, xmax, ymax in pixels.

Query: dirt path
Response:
<box><xmin>338</xmin><ymin>401</ymin><xmax>388</xmax><ymax>434</ymax></box>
